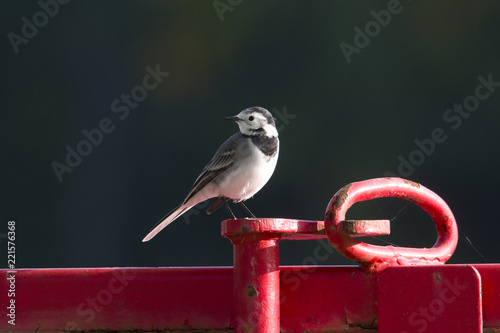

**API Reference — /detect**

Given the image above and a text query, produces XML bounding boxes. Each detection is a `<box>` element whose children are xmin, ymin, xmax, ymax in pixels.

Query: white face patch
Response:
<box><xmin>235</xmin><ymin>109</ymin><xmax>278</xmax><ymax>137</ymax></box>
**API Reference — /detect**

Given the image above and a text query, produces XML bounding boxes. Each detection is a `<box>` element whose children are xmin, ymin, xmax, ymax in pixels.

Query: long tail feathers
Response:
<box><xmin>142</xmin><ymin>204</ymin><xmax>191</xmax><ymax>242</ymax></box>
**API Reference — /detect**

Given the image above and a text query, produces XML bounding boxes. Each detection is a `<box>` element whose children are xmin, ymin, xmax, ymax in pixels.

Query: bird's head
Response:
<box><xmin>226</xmin><ymin>106</ymin><xmax>278</xmax><ymax>137</ymax></box>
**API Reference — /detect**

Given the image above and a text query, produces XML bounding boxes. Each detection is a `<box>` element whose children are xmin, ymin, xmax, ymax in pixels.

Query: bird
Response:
<box><xmin>142</xmin><ymin>106</ymin><xmax>280</xmax><ymax>242</ymax></box>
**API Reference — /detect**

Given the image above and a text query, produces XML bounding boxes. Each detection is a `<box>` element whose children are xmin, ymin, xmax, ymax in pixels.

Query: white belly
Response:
<box><xmin>217</xmin><ymin>144</ymin><xmax>279</xmax><ymax>201</ymax></box>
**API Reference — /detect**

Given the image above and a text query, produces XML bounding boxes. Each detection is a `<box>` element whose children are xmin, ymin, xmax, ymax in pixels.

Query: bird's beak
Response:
<box><xmin>225</xmin><ymin>115</ymin><xmax>240</xmax><ymax>122</ymax></box>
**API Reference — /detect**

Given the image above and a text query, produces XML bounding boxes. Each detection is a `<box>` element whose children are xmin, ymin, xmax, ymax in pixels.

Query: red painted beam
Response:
<box><xmin>1</xmin><ymin>267</ymin><xmax>234</xmax><ymax>332</ymax></box>
<box><xmin>2</xmin><ymin>265</ymin><xmax>500</xmax><ymax>332</ymax></box>
<box><xmin>1</xmin><ymin>266</ymin><xmax>378</xmax><ymax>332</ymax></box>
<box><xmin>473</xmin><ymin>264</ymin><xmax>500</xmax><ymax>329</ymax></box>
<box><xmin>378</xmin><ymin>265</ymin><xmax>482</xmax><ymax>333</ymax></box>
<box><xmin>280</xmin><ymin>266</ymin><xmax>377</xmax><ymax>332</ymax></box>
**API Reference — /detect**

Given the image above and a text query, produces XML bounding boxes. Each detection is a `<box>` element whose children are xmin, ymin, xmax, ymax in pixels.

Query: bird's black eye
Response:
<box><xmin>249</xmin><ymin>116</ymin><xmax>254</xmax><ymax>121</ymax></box>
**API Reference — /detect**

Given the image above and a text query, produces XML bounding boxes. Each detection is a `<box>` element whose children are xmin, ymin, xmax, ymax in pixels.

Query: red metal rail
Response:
<box><xmin>1</xmin><ymin>177</ymin><xmax>499</xmax><ymax>332</ymax></box>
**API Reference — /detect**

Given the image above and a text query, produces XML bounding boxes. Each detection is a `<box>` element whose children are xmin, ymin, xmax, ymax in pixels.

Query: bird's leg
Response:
<box><xmin>222</xmin><ymin>198</ymin><xmax>237</xmax><ymax>219</ymax></box>
<box><xmin>239</xmin><ymin>202</ymin><xmax>257</xmax><ymax>218</ymax></box>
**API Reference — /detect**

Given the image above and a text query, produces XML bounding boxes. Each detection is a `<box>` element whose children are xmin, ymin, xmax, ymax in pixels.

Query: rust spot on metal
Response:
<box><xmin>345</xmin><ymin>306</ymin><xmax>377</xmax><ymax>329</ymax></box>
<box><xmin>401</xmin><ymin>193</ymin><xmax>419</xmax><ymax>204</ymax></box>
<box><xmin>402</xmin><ymin>179</ymin><xmax>420</xmax><ymax>188</ymax></box>
<box><xmin>436</xmin><ymin>216</ymin><xmax>449</xmax><ymax>233</ymax></box>
<box><xmin>433</xmin><ymin>272</ymin><xmax>443</xmax><ymax>283</ymax></box>
<box><xmin>325</xmin><ymin>211</ymin><xmax>334</xmax><ymax>222</ymax></box>
<box><xmin>247</xmin><ymin>285</ymin><xmax>257</xmax><ymax>297</ymax></box>
<box><xmin>340</xmin><ymin>220</ymin><xmax>390</xmax><ymax>237</ymax></box>
<box><xmin>333</xmin><ymin>184</ymin><xmax>351</xmax><ymax>209</ymax></box>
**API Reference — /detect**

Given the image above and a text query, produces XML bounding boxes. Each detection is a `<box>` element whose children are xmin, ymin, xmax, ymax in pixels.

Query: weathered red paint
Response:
<box><xmin>222</xmin><ymin>218</ymin><xmax>327</xmax><ymax>333</ymax></box>
<box><xmin>1</xmin><ymin>177</ymin><xmax>498</xmax><ymax>332</ymax></box>
<box><xmin>338</xmin><ymin>219</ymin><xmax>390</xmax><ymax>237</ymax></box>
<box><xmin>225</xmin><ymin>232</ymin><xmax>281</xmax><ymax>333</ymax></box>
<box><xmin>1</xmin><ymin>267</ymin><xmax>234</xmax><ymax>332</ymax></box>
<box><xmin>324</xmin><ymin>177</ymin><xmax>459</xmax><ymax>271</ymax></box>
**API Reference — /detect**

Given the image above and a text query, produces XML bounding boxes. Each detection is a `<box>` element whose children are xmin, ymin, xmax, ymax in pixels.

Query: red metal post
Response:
<box><xmin>222</xmin><ymin>219</ymin><xmax>282</xmax><ymax>333</ymax></box>
<box><xmin>221</xmin><ymin>218</ymin><xmax>329</xmax><ymax>333</ymax></box>
<box><xmin>230</xmin><ymin>235</ymin><xmax>280</xmax><ymax>333</ymax></box>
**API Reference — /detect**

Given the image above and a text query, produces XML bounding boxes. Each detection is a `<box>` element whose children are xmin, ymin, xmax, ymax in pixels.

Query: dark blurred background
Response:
<box><xmin>1</xmin><ymin>1</ymin><xmax>499</xmax><ymax>268</ymax></box>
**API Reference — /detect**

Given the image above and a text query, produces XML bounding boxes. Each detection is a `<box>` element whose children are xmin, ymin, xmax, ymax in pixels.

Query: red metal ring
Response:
<box><xmin>324</xmin><ymin>177</ymin><xmax>458</xmax><ymax>270</ymax></box>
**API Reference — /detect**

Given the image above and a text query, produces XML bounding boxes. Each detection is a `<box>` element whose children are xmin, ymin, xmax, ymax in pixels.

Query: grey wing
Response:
<box><xmin>182</xmin><ymin>132</ymin><xmax>244</xmax><ymax>204</ymax></box>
